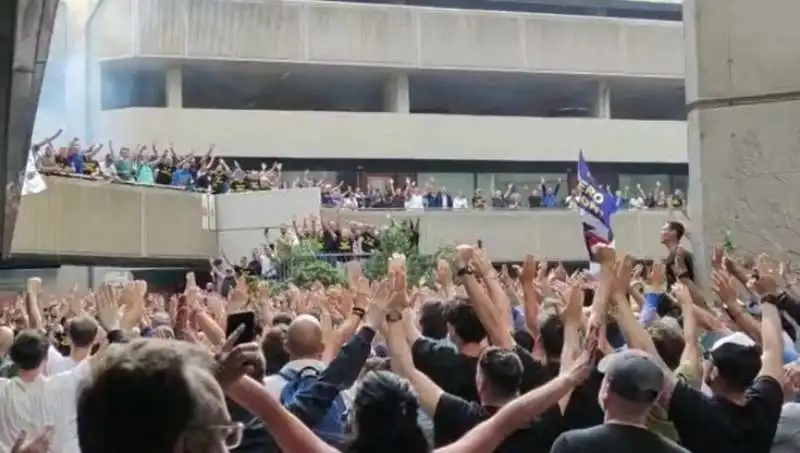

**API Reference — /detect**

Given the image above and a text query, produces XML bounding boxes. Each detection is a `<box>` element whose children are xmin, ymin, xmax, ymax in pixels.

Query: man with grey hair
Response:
<box><xmin>77</xmin><ymin>338</ymin><xmax>261</xmax><ymax>453</ymax></box>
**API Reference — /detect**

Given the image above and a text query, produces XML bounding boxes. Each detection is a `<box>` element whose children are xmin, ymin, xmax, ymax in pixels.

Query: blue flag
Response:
<box><xmin>576</xmin><ymin>151</ymin><xmax>617</xmax><ymax>267</ymax></box>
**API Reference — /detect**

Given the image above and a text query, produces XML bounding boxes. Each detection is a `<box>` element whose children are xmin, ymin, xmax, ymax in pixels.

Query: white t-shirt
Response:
<box><xmin>0</xmin><ymin>359</ymin><xmax>90</xmax><ymax>453</ymax></box>
<box><xmin>45</xmin><ymin>348</ymin><xmax>79</xmax><ymax>376</ymax></box>
<box><xmin>453</xmin><ymin>196</ymin><xmax>468</xmax><ymax>209</ymax></box>
<box><xmin>406</xmin><ymin>194</ymin><xmax>425</xmax><ymax>210</ymax></box>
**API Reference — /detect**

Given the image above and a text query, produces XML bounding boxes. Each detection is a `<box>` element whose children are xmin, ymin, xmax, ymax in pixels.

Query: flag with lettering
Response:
<box><xmin>576</xmin><ymin>150</ymin><xmax>617</xmax><ymax>270</ymax></box>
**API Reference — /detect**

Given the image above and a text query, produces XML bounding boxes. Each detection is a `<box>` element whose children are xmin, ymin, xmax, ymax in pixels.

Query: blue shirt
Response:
<box><xmin>171</xmin><ymin>168</ymin><xmax>193</xmax><ymax>187</ymax></box>
<box><xmin>65</xmin><ymin>153</ymin><xmax>83</xmax><ymax>173</ymax></box>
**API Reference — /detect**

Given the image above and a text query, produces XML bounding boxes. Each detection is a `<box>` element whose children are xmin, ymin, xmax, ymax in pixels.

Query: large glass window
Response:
<box><xmin>671</xmin><ymin>174</ymin><xmax>688</xmax><ymax>193</ymax></box>
<box><xmin>619</xmin><ymin>174</ymin><xmax>671</xmax><ymax>194</ymax></box>
<box><xmin>417</xmin><ymin>173</ymin><xmax>474</xmax><ymax>197</ymax></box>
<box><xmin>476</xmin><ymin>173</ymin><xmax>495</xmax><ymax>196</ymax></box>
<box><xmin>101</xmin><ymin>65</ymin><xmax>166</xmax><ymax>110</ymax></box>
<box><xmin>493</xmin><ymin>173</ymin><xmax>567</xmax><ymax>199</ymax></box>
<box><xmin>282</xmin><ymin>171</ymin><xmax>339</xmax><ymax>187</ymax></box>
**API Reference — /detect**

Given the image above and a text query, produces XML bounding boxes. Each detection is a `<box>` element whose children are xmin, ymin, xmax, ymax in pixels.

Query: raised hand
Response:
<box><xmin>11</xmin><ymin>427</ymin><xmax>53</xmax><ymax>453</ymax></box>
<box><xmin>710</xmin><ymin>270</ymin><xmax>738</xmax><ymax>305</ymax></box>
<box><xmin>95</xmin><ymin>283</ymin><xmax>121</xmax><ymax>330</ymax></box>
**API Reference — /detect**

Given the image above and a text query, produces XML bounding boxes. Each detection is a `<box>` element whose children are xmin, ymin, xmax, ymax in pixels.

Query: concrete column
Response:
<box><xmin>166</xmin><ymin>66</ymin><xmax>183</xmax><ymax>108</ymax></box>
<box><xmin>592</xmin><ymin>79</ymin><xmax>611</xmax><ymax>118</ymax></box>
<box><xmin>383</xmin><ymin>73</ymin><xmax>410</xmax><ymax>113</ymax></box>
<box><xmin>684</xmin><ymin>0</ymin><xmax>800</xmax><ymax>283</ymax></box>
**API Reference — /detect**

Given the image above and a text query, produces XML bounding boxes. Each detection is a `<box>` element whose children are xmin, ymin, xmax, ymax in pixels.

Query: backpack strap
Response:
<box><xmin>278</xmin><ymin>366</ymin><xmax>321</xmax><ymax>383</ymax></box>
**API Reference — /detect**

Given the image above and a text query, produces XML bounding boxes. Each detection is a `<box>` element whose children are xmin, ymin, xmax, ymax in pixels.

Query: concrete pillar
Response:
<box><xmin>166</xmin><ymin>66</ymin><xmax>182</xmax><ymax>108</ymax></box>
<box><xmin>684</xmin><ymin>0</ymin><xmax>800</xmax><ymax>282</ymax></box>
<box><xmin>383</xmin><ymin>73</ymin><xmax>410</xmax><ymax>113</ymax></box>
<box><xmin>592</xmin><ymin>79</ymin><xmax>611</xmax><ymax>118</ymax></box>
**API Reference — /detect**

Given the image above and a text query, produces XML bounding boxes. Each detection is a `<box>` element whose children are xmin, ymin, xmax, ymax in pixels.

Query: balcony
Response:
<box><xmin>15</xmin><ymin>176</ymin><xmax>683</xmax><ymax>262</ymax></box>
<box><xmin>88</xmin><ymin>0</ymin><xmax>684</xmax><ymax>77</ymax></box>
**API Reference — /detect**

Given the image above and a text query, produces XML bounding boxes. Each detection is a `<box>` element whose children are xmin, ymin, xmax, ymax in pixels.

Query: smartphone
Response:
<box><xmin>477</xmin><ymin>239</ymin><xmax>484</xmax><ymax>249</ymax></box>
<box><xmin>226</xmin><ymin>311</ymin><xmax>257</xmax><ymax>345</ymax></box>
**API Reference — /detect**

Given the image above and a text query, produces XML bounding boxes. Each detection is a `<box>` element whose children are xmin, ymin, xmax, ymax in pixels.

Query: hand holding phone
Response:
<box><xmin>226</xmin><ymin>311</ymin><xmax>256</xmax><ymax>346</ymax></box>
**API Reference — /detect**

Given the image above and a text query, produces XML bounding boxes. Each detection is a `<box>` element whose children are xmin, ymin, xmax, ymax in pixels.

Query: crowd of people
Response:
<box><xmin>0</xmin><ymin>218</ymin><xmax>798</xmax><ymax>453</ymax></box>
<box><xmin>30</xmin><ymin>131</ymin><xmax>685</xmax><ymax>211</ymax></box>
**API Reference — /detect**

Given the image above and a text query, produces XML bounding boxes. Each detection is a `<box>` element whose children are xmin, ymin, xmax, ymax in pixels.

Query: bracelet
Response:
<box><xmin>761</xmin><ymin>294</ymin><xmax>780</xmax><ymax>307</ymax></box>
<box><xmin>351</xmin><ymin>307</ymin><xmax>366</xmax><ymax>319</ymax></box>
<box><xmin>456</xmin><ymin>267</ymin><xmax>474</xmax><ymax>277</ymax></box>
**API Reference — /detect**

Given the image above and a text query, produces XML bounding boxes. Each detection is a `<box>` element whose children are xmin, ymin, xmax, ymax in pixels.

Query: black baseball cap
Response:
<box><xmin>598</xmin><ymin>349</ymin><xmax>665</xmax><ymax>403</ymax></box>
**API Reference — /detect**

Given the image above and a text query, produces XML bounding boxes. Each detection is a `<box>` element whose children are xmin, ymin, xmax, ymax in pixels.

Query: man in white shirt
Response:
<box><xmin>453</xmin><ymin>192</ymin><xmax>469</xmax><ymax>209</ymax></box>
<box><xmin>264</xmin><ymin>315</ymin><xmax>326</xmax><ymax>397</ymax></box>
<box><xmin>45</xmin><ymin>315</ymin><xmax>98</xmax><ymax>376</ymax></box>
<box><xmin>0</xmin><ymin>330</ymin><xmax>91</xmax><ymax>453</ymax></box>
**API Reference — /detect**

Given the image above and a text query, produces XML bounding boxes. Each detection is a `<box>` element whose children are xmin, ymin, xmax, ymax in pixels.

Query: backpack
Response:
<box><xmin>278</xmin><ymin>366</ymin><xmax>348</xmax><ymax>447</ymax></box>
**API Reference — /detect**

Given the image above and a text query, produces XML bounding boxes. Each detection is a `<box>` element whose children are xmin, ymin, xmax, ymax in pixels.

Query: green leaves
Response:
<box><xmin>364</xmin><ymin>224</ymin><xmax>455</xmax><ymax>289</ymax></box>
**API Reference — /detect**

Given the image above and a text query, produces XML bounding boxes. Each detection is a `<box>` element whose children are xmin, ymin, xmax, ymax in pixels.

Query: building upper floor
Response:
<box><xmin>86</xmin><ymin>0</ymin><xmax>684</xmax><ymax>78</ymax></box>
<box><xmin>14</xmin><ymin>175</ymin><xmax>686</xmax><ymax>262</ymax></box>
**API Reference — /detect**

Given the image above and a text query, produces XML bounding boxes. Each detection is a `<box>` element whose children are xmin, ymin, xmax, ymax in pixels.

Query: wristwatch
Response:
<box><xmin>456</xmin><ymin>267</ymin><xmax>474</xmax><ymax>277</ymax></box>
<box><xmin>761</xmin><ymin>294</ymin><xmax>780</xmax><ymax>306</ymax></box>
<box><xmin>385</xmin><ymin>309</ymin><xmax>403</xmax><ymax>323</ymax></box>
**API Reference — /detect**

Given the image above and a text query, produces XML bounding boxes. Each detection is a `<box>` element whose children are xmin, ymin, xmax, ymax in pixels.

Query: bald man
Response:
<box><xmin>263</xmin><ymin>314</ymin><xmax>325</xmax><ymax>397</ymax></box>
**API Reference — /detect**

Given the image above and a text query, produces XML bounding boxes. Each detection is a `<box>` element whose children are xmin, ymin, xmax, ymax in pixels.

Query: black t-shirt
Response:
<box><xmin>154</xmin><ymin>163</ymin><xmax>174</xmax><ymax>185</ymax></box>
<box><xmin>360</xmin><ymin>231</ymin><xmax>379</xmax><ymax>254</ymax></box>
<box><xmin>322</xmin><ymin>229</ymin><xmax>339</xmax><ymax>254</ymax></box>
<box><xmin>230</xmin><ymin>180</ymin><xmax>249</xmax><ymax>192</ymax></box>
<box><xmin>561</xmin><ymin>369</ymin><xmax>605</xmax><ymax>432</ymax></box>
<box><xmin>434</xmin><ymin>393</ymin><xmax>562</xmax><ymax>451</ymax></box>
<box><xmin>412</xmin><ymin>339</ymin><xmax>552</xmax><ymax>406</ymax></box>
<box><xmin>551</xmin><ymin>423</ymin><xmax>690</xmax><ymax>453</ymax></box>
<box><xmin>667</xmin><ymin>376</ymin><xmax>784</xmax><ymax>453</ymax></box>
<box><xmin>665</xmin><ymin>249</ymin><xmax>695</xmax><ymax>288</ymax></box>
<box><xmin>413</xmin><ymin>338</ymin><xmax>480</xmax><ymax>403</ymax></box>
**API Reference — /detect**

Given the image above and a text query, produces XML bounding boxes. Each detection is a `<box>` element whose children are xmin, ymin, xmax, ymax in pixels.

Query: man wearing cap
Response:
<box><xmin>550</xmin><ymin>349</ymin><xmax>689</xmax><ymax>453</ymax></box>
<box><xmin>662</xmin><ymin>280</ymin><xmax>786</xmax><ymax>453</ymax></box>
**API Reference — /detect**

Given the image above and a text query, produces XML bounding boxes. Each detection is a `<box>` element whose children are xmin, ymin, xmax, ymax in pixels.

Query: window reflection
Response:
<box><xmin>492</xmin><ymin>173</ymin><xmax>567</xmax><ymax>201</ymax></box>
<box><xmin>282</xmin><ymin>171</ymin><xmax>339</xmax><ymax>187</ymax></box>
<box><xmin>476</xmin><ymin>173</ymin><xmax>494</xmax><ymax>195</ymax></box>
<box><xmin>417</xmin><ymin>173</ymin><xmax>474</xmax><ymax>198</ymax></box>
<box><xmin>618</xmin><ymin>174</ymin><xmax>671</xmax><ymax>193</ymax></box>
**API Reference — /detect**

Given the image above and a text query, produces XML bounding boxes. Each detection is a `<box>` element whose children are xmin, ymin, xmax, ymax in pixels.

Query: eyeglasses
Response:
<box><xmin>205</xmin><ymin>422</ymin><xmax>244</xmax><ymax>449</ymax></box>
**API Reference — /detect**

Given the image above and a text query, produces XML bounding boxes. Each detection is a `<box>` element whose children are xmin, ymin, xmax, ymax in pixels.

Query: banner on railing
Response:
<box><xmin>22</xmin><ymin>150</ymin><xmax>47</xmax><ymax>196</ymax></box>
<box><xmin>202</xmin><ymin>192</ymin><xmax>217</xmax><ymax>231</ymax></box>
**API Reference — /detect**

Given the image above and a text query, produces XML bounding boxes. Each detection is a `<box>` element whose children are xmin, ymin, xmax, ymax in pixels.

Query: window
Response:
<box><xmin>619</xmin><ymin>174</ymin><xmax>671</xmax><ymax>194</ymax></box>
<box><xmin>417</xmin><ymin>173</ymin><xmax>474</xmax><ymax>197</ymax></box>
<box><xmin>101</xmin><ymin>65</ymin><xmax>166</xmax><ymax>110</ymax></box>
<box><xmin>282</xmin><ymin>171</ymin><xmax>339</xmax><ymax>187</ymax></box>
<box><xmin>492</xmin><ymin>173</ymin><xmax>567</xmax><ymax>200</ymax></box>
<box><xmin>476</xmin><ymin>173</ymin><xmax>494</xmax><ymax>195</ymax></box>
<box><xmin>671</xmin><ymin>174</ymin><xmax>688</xmax><ymax>193</ymax></box>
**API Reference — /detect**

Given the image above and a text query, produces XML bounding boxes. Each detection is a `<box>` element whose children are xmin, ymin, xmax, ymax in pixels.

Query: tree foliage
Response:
<box><xmin>364</xmin><ymin>223</ymin><xmax>455</xmax><ymax>288</ymax></box>
<box><xmin>267</xmin><ymin>238</ymin><xmax>347</xmax><ymax>290</ymax></box>
<box><xmin>252</xmin><ymin>223</ymin><xmax>454</xmax><ymax>292</ymax></box>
